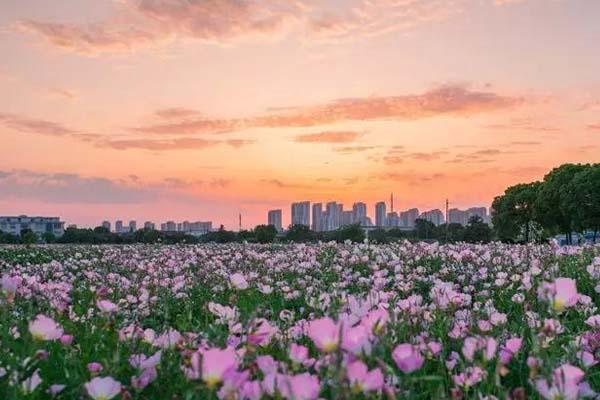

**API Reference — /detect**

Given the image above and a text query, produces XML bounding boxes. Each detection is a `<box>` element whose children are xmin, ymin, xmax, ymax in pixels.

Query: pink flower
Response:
<box><xmin>48</xmin><ymin>384</ymin><xmax>66</xmax><ymax>395</ymax></box>
<box><xmin>248</xmin><ymin>318</ymin><xmax>277</xmax><ymax>347</ymax></box>
<box><xmin>230</xmin><ymin>273</ymin><xmax>248</xmax><ymax>290</ymax></box>
<box><xmin>453</xmin><ymin>366</ymin><xmax>487</xmax><ymax>388</ymax></box>
<box><xmin>392</xmin><ymin>344</ymin><xmax>424</xmax><ymax>373</ymax></box>
<box><xmin>341</xmin><ymin>324</ymin><xmax>371</xmax><ymax>355</ymax></box>
<box><xmin>551</xmin><ymin>278</ymin><xmax>579</xmax><ymax>312</ymax></box>
<box><xmin>499</xmin><ymin>337</ymin><xmax>523</xmax><ymax>364</ymax></box>
<box><xmin>360</xmin><ymin>308</ymin><xmax>389</xmax><ymax>334</ymax></box>
<box><xmin>96</xmin><ymin>300</ymin><xmax>118</xmax><ymax>314</ymax></box>
<box><xmin>87</xmin><ymin>362</ymin><xmax>103</xmax><ymax>374</ymax></box>
<box><xmin>307</xmin><ymin>317</ymin><xmax>340</xmax><ymax>352</ymax></box>
<box><xmin>28</xmin><ymin>314</ymin><xmax>63</xmax><ymax>341</ymax></box>
<box><xmin>129</xmin><ymin>351</ymin><xmax>162</xmax><ymax>370</ymax></box>
<box><xmin>21</xmin><ymin>369</ymin><xmax>42</xmax><ymax>394</ymax></box>
<box><xmin>60</xmin><ymin>334</ymin><xmax>74</xmax><ymax>346</ymax></box>
<box><xmin>201</xmin><ymin>347</ymin><xmax>238</xmax><ymax>388</ymax></box>
<box><xmin>346</xmin><ymin>360</ymin><xmax>384</xmax><ymax>393</ymax></box>
<box><xmin>279</xmin><ymin>373</ymin><xmax>321</xmax><ymax>400</ymax></box>
<box><xmin>535</xmin><ymin>364</ymin><xmax>585</xmax><ymax>400</ymax></box>
<box><xmin>289</xmin><ymin>343</ymin><xmax>309</xmax><ymax>364</ymax></box>
<box><xmin>131</xmin><ymin>367</ymin><xmax>157</xmax><ymax>389</ymax></box>
<box><xmin>84</xmin><ymin>376</ymin><xmax>122</xmax><ymax>400</ymax></box>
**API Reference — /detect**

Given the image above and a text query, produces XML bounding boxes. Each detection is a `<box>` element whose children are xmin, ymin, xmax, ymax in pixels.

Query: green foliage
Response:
<box><xmin>285</xmin><ymin>224</ymin><xmax>313</xmax><ymax>242</ymax></box>
<box><xmin>335</xmin><ymin>223</ymin><xmax>365</xmax><ymax>243</ymax></box>
<box><xmin>254</xmin><ymin>224</ymin><xmax>278</xmax><ymax>243</ymax></box>
<box><xmin>492</xmin><ymin>182</ymin><xmax>541</xmax><ymax>242</ymax></box>
<box><xmin>19</xmin><ymin>229</ymin><xmax>38</xmax><ymax>245</ymax></box>
<box><xmin>463</xmin><ymin>216</ymin><xmax>493</xmax><ymax>243</ymax></box>
<box><xmin>492</xmin><ymin>163</ymin><xmax>600</xmax><ymax>244</ymax></box>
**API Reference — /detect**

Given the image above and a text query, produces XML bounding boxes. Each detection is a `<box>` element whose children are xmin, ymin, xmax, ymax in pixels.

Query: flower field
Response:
<box><xmin>2</xmin><ymin>242</ymin><xmax>600</xmax><ymax>399</ymax></box>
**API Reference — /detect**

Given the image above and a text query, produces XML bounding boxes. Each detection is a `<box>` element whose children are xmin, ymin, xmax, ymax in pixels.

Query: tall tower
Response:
<box><xmin>390</xmin><ymin>193</ymin><xmax>394</xmax><ymax>213</ymax></box>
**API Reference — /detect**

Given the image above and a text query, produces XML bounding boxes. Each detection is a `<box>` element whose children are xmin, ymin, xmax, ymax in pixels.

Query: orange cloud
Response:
<box><xmin>18</xmin><ymin>0</ymin><xmax>306</xmax><ymax>55</ymax></box>
<box><xmin>255</xmin><ymin>85</ymin><xmax>522</xmax><ymax>127</ymax></box>
<box><xmin>0</xmin><ymin>112</ymin><xmax>79</xmax><ymax>136</ymax></box>
<box><xmin>295</xmin><ymin>131</ymin><xmax>361</xmax><ymax>143</ymax></box>
<box><xmin>101</xmin><ymin>137</ymin><xmax>220</xmax><ymax>151</ymax></box>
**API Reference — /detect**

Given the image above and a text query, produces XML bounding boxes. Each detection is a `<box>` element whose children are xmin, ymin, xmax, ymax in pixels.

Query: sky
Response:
<box><xmin>0</xmin><ymin>0</ymin><xmax>599</xmax><ymax>229</ymax></box>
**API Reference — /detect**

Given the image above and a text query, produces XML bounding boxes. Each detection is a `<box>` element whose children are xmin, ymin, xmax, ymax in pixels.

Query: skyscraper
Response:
<box><xmin>291</xmin><ymin>201</ymin><xmax>310</xmax><ymax>226</ymax></box>
<box><xmin>352</xmin><ymin>202</ymin><xmax>367</xmax><ymax>225</ymax></box>
<box><xmin>326</xmin><ymin>202</ymin><xmax>340</xmax><ymax>231</ymax></box>
<box><xmin>341</xmin><ymin>210</ymin><xmax>353</xmax><ymax>226</ymax></box>
<box><xmin>375</xmin><ymin>202</ymin><xmax>387</xmax><ymax>227</ymax></box>
<box><xmin>128</xmin><ymin>220</ymin><xmax>137</xmax><ymax>232</ymax></box>
<box><xmin>115</xmin><ymin>220</ymin><xmax>123</xmax><ymax>233</ymax></box>
<box><xmin>400</xmin><ymin>208</ymin><xmax>419</xmax><ymax>228</ymax></box>
<box><xmin>311</xmin><ymin>203</ymin><xmax>323</xmax><ymax>232</ymax></box>
<box><xmin>386</xmin><ymin>212</ymin><xmax>399</xmax><ymax>227</ymax></box>
<box><xmin>144</xmin><ymin>221</ymin><xmax>155</xmax><ymax>230</ymax></box>
<box><xmin>268</xmin><ymin>209</ymin><xmax>283</xmax><ymax>232</ymax></box>
<box><xmin>101</xmin><ymin>220</ymin><xmax>111</xmax><ymax>231</ymax></box>
<box><xmin>420</xmin><ymin>209</ymin><xmax>445</xmax><ymax>226</ymax></box>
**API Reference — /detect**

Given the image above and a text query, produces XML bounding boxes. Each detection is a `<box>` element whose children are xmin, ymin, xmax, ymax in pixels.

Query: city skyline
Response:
<box><xmin>1</xmin><ymin>1</ymin><xmax>599</xmax><ymax>229</ymax></box>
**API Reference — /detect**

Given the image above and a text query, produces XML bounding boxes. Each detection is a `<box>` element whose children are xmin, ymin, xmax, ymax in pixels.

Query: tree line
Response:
<box><xmin>491</xmin><ymin>163</ymin><xmax>600</xmax><ymax>244</ymax></box>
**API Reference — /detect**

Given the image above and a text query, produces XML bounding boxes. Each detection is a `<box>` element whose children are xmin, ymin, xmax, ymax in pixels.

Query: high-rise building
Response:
<box><xmin>311</xmin><ymin>203</ymin><xmax>323</xmax><ymax>232</ymax></box>
<box><xmin>115</xmin><ymin>220</ymin><xmax>124</xmax><ymax>233</ymax></box>
<box><xmin>386</xmin><ymin>212</ymin><xmax>399</xmax><ymax>227</ymax></box>
<box><xmin>291</xmin><ymin>201</ymin><xmax>310</xmax><ymax>226</ymax></box>
<box><xmin>352</xmin><ymin>202</ymin><xmax>367</xmax><ymax>225</ymax></box>
<box><xmin>128</xmin><ymin>220</ymin><xmax>137</xmax><ymax>232</ymax></box>
<box><xmin>326</xmin><ymin>202</ymin><xmax>341</xmax><ymax>231</ymax></box>
<box><xmin>268</xmin><ymin>209</ymin><xmax>283</xmax><ymax>232</ymax></box>
<box><xmin>101</xmin><ymin>220</ymin><xmax>111</xmax><ymax>231</ymax></box>
<box><xmin>467</xmin><ymin>207</ymin><xmax>489</xmax><ymax>223</ymax></box>
<box><xmin>161</xmin><ymin>221</ymin><xmax>176</xmax><ymax>232</ymax></box>
<box><xmin>341</xmin><ymin>210</ymin><xmax>354</xmax><ymax>226</ymax></box>
<box><xmin>400</xmin><ymin>208</ymin><xmax>420</xmax><ymax>228</ymax></box>
<box><xmin>375</xmin><ymin>202</ymin><xmax>387</xmax><ymax>227</ymax></box>
<box><xmin>144</xmin><ymin>221</ymin><xmax>155</xmax><ymax>230</ymax></box>
<box><xmin>420</xmin><ymin>209</ymin><xmax>445</xmax><ymax>226</ymax></box>
<box><xmin>448</xmin><ymin>208</ymin><xmax>468</xmax><ymax>225</ymax></box>
<box><xmin>448</xmin><ymin>207</ymin><xmax>489</xmax><ymax>225</ymax></box>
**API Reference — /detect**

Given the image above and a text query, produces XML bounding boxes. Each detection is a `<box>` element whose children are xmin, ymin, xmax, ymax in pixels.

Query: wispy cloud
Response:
<box><xmin>295</xmin><ymin>131</ymin><xmax>361</xmax><ymax>143</ymax></box>
<box><xmin>17</xmin><ymin>0</ymin><xmax>527</xmax><ymax>55</ymax></box>
<box><xmin>0</xmin><ymin>112</ymin><xmax>78</xmax><ymax>136</ymax></box>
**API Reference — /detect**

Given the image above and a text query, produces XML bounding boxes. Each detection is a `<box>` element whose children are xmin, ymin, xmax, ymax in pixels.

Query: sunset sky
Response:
<box><xmin>1</xmin><ymin>0</ymin><xmax>599</xmax><ymax>229</ymax></box>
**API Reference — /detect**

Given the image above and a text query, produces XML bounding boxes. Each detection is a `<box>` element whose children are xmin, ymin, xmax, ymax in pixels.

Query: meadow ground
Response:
<box><xmin>2</xmin><ymin>241</ymin><xmax>600</xmax><ymax>399</ymax></box>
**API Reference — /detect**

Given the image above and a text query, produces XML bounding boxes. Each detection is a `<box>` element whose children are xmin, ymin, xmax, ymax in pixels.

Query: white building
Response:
<box><xmin>400</xmin><ymin>208</ymin><xmax>419</xmax><ymax>228</ymax></box>
<box><xmin>143</xmin><ymin>221</ymin><xmax>155</xmax><ymax>230</ymax></box>
<box><xmin>311</xmin><ymin>203</ymin><xmax>323</xmax><ymax>232</ymax></box>
<box><xmin>291</xmin><ymin>201</ymin><xmax>310</xmax><ymax>226</ymax></box>
<box><xmin>268</xmin><ymin>210</ymin><xmax>283</xmax><ymax>232</ymax></box>
<box><xmin>115</xmin><ymin>220</ymin><xmax>124</xmax><ymax>233</ymax></box>
<box><xmin>375</xmin><ymin>202</ymin><xmax>387</xmax><ymax>227</ymax></box>
<box><xmin>0</xmin><ymin>215</ymin><xmax>65</xmax><ymax>237</ymax></box>
<box><xmin>352</xmin><ymin>202</ymin><xmax>367</xmax><ymax>225</ymax></box>
<box><xmin>420</xmin><ymin>209</ymin><xmax>445</xmax><ymax>226</ymax></box>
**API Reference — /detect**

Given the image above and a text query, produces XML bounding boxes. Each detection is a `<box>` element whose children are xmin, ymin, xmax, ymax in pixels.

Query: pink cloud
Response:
<box><xmin>295</xmin><ymin>131</ymin><xmax>362</xmax><ymax>143</ymax></box>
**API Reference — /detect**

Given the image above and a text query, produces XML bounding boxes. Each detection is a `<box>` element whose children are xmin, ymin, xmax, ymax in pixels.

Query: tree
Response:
<box><xmin>492</xmin><ymin>182</ymin><xmax>541</xmax><ymax>242</ymax></box>
<box><xmin>414</xmin><ymin>219</ymin><xmax>436</xmax><ymax>240</ymax></box>
<box><xmin>566</xmin><ymin>164</ymin><xmax>600</xmax><ymax>241</ymax></box>
<box><xmin>368</xmin><ymin>228</ymin><xmax>389</xmax><ymax>244</ymax></box>
<box><xmin>20</xmin><ymin>229</ymin><xmax>38</xmax><ymax>245</ymax></box>
<box><xmin>41</xmin><ymin>232</ymin><xmax>56</xmax><ymax>243</ymax></box>
<box><xmin>254</xmin><ymin>225</ymin><xmax>277</xmax><ymax>243</ymax></box>
<box><xmin>463</xmin><ymin>216</ymin><xmax>492</xmax><ymax>243</ymax></box>
<box><xmin>285</xmin><ymin>224</ymin><xmax>313</xmax><ymax>242</ymax></box>
<box><xmin>535</xmin><ymin>164</ymin><xmax>589</xmax><ymax>244</ymax></box>
<box><xmin>336</xmin><ymin>224</ymin><xmax>365</xmax><ymax>243</ymax></box>
<box><xmin>443</xmin><ymin>223</ymin><xmax>465</xmax><ymax>243</ymax></box>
